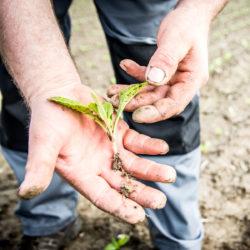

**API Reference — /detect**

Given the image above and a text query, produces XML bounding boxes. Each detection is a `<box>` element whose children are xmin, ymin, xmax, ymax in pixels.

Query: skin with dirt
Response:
<box><xmin>50</xmin><ymin>88</ymin><xmax>145</xmax><ymax>199</ymax></box>
<box><xmin>112</xmin><ymin>153</ymin><xmax>123</xmax><ymax>172</ymax></box>
<box><xmin>112</xmin><ymin>153</ymin><xmax>133</xmax><ymax>198</ymax></box>
<box><xmin>0</xmin><ymin>1</ymin><xmax>250</xmax><ymax>250</ymax></box>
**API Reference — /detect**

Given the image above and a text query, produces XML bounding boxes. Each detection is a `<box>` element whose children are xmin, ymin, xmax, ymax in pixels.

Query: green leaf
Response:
<box><xmin>104</xmin><ymin>237</ymin><xmax>119</xmax><ymax>250</ymax></box>
<box><xmin>49</xmin><ymin>96</ymin><xmax>94</xmax><ymax>114</ymax></box>
<box><xmin>113</xmin><ymin>82</ymin><xmax>148</xmax><ymax>133</ymax></box>
<box><xmin>104</xmin><ymin>235</ymin><xmax>129</xmax><ymax>250</ymax></box>
<box><xmin>92</xmin><ymin>92</ymin><xmax>107</xmax><ymax>122</ymax></box>
<box><xmin>91</xmin><ymin>92</ymin><xmax>114</xmax><ymax>137</ymax></box>
<box><xmin>87</xmin><ymin>102</ymin><xmax>98</xmax><ymax>114</ymax></box>
<box><xmin>103</xmin><ymin>101</ymin><xmax>114</xmax><ymax>122</ymax></box>
<box><xmin>111</xmin><ymin>237</ymin><xmax>119</xmax><ymax>247</ymax></box>
<box><xmin>117</xmin><ymin>234</ymin><xmax>130</xmax><ymax>247</ymax></box>
<box><xmin>49</xmin><ymin>96</ymin><xmax>107</xmax><ymax>132</ymax></box>
<box><xmin>117</xmin><ymin>82</ymin><xmax>148</xmax><ymax>119</ymax></box>
<box><xmin>104</xmin><ymin>243</ymin><xmax>117</xmax><ymax>250</ymax></box>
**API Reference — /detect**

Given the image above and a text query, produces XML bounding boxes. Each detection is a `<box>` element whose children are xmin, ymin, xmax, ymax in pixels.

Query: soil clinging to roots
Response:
<box><xmin>112</xmin><ymin>153</ymin><xmax>134</xmax><ymax>197</ymax></box>
<box><xmin>112</xmin><ymin>153</ymin><xmax>123</xmax><ymax>172</ymax></box>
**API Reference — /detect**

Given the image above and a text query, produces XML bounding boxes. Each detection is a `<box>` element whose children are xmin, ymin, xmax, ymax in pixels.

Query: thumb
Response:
<box><xmin>18</xmin><ymin>122</ymin><xmax>61</xmax><ymax>199</ymax></box>
<box><xmin>146</xmin><ymin>35</ymin><xmax>189</xmax><ymax>86</ymax></box>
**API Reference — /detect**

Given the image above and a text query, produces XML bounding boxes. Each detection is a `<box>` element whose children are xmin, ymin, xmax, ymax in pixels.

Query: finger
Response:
<box><xmin>102</xmin><ymin>170</ymin><xmax>167</xmax><ymax>209</ymax></box>
<box><xmin>107</xmin><ymin>84</ymin><xmax>155</xmax><ymax>98</ymax></box>
<box><xmin>119</xmin><ymin>149</ymin><xmax>176</xmax><ymax>183</ymax></box>
<box><xmin>56</xmin><ymin>165</ymin><xmax>146</xmax><ymax>224</ymax></box>
<box><xmin>133</xmin><ymin>72</ymin><xmax>200</xmax><ymax>123</ymax></box>
<box><xmin>18</xmin><ymin>121</ymin><xmax>61</xmax><ymax>199</ymax></box>
<box><xmin>146</xmin><ymin>33</ymin><xmax>189</xmax><ymax>86</ymax></box>
<box><xmin>123</xmin><ymin>129</ymin><xmax>169</xmax><ymax>155</ymax></box>
<box><xmin>109</xmin><ymin>94</ymin><xmax>120</xmax><ymax>108</ymax></box>
<box><xmin>123</xmin><ymin>85</ymin><xmax>169</xmax><ymax>112</ymax></box>
<box><xmin>109</xmin><ymin>85</ymin><xmax>157</xmax><ymax>109</ymax></box>
<box><xmin>136</xmin><ymin>46</ymin><xmax>209</xmax><ymax>123</ymax></box>
<box><xmin>115</xmin><ymin>121</ymin><xmax>168</xmax><ymax>155</ymax></box>
<box><xmin>120</xmin><ymin>59</ymin><xmax>146</xmax><ymax>81</ymax></box>
<box><xmin>107</xmin><ymin>84</ymin><xmax>129</xmax><ymax>97</ymax></box>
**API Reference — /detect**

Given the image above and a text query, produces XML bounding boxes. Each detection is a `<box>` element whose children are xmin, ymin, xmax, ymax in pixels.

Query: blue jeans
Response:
<box><xmin>1</xmin><ymin>147</ymin><xmax>78</xmax><ymax>236</ymax></box>
<box><xmin>144</xmin><ymin>149</ymin><xmax>203</xmax><ymax>250</ymax></box>
<box><xmin>1</xmin><ymin>146</ymin><xmax>203</xmax><ymax>250</ymax></box>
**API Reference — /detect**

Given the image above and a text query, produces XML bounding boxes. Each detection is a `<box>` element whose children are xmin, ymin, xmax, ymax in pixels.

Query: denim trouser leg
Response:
<box><xmin>1</xmin><ymin>144</ymin><xmax>202</xmax><ymax>247</ymax></box>
<box><xmin>1</xmin><ymin>147</ymin><xmax>78</xmax><ymax>236</ymax></box>
<box><xmin>143</xmin><ymin>148</ymin><xmax>203</xmax><ymax>250</ymax></box>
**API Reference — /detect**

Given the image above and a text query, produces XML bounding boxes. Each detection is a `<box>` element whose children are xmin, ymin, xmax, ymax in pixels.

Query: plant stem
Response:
<box><xmin>111</xmin><ymin>132</ymin><xmax>118</xmax><ymax>155</ymax></box>
<box><xmin>113</xmin><ymin>116</ymin><xmax>120</xmax><ymax>141</ymax></box>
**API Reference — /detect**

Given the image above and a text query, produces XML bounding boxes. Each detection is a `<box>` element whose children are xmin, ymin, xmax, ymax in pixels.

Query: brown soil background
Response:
<box><xmin>0</xmin><ymin>1</ymin><xmax>250</xmax><ymax>249</ymax></box>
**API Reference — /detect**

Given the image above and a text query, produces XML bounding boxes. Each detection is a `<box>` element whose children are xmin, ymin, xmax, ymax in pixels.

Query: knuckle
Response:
<box><xmin>124</xmin><ymin>129</ymin><xmax>135</xmax><ymax>147</ymax></box>
<box><xmin>155</xmin><ymin>48</ymin><xmax>177</xmax><ymax>68</ymax></box>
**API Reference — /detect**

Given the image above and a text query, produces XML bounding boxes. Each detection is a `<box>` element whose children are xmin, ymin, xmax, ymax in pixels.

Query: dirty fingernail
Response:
<box><xmin>147</xmin><ymin>66</ymin><xmax>166</xmax><ymax>85</ymax></box>
<box><xmin>165</xmin><ymin>167</ymin><xmax>176</xmax><ymax>183</ymax></box>
<box><xmin>132</xmin><ymin>105</ymin><xmax>159</xmax><ymax>123</ymax></box>
<box><xmin>18</xmin><ymin>185</ymin><xmax>44</xmax><ymax>199</ymax></box>
<box><xmin>154</xmin><ymin>194</ymin><xmax>167</xmax><ymax>209</ymax></box>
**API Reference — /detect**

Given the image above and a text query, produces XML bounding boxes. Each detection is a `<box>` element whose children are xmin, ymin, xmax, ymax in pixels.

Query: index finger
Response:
<box><xmin>132</xmin><ymin>72</ymin><xmax>198</xmax><ymax>123</ymax></box>
<box><xmin>107</xmin><ymin>84</ymin><xmax>155</xmax><ymax>98</ymax></box>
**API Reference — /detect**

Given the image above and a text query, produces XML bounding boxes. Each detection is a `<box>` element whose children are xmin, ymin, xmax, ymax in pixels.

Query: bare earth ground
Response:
<box><xmin>0</xmin><ymin>1</ymin><xmax>250</xmax><ymax>249</ymax></box>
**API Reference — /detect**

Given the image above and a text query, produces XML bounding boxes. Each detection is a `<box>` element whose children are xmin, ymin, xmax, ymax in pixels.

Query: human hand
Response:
<box><xmin>108</xmin><ymin>5</ymin><xmax>210</xmax><ymax>123</ymax></box>
<box><xmin>18</xmin><ymin>84</ymin><xmax>176</xmax><ymax>224</ymax></box>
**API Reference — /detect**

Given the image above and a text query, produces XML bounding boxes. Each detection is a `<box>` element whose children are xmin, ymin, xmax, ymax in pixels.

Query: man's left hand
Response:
<box><xmin>107</xmin><ymin>5</ymin><xmax>210</xmax><ymax>123</ymax></box>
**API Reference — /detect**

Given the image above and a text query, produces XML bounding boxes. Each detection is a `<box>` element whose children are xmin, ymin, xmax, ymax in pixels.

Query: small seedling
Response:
<box><xmin>104</xmin><ymin>234</ymin><xmax>130</xmax><ymax>250</ymax></box>
<box><xmin>49</xmin><ymin>82</ymin><xmax>147</xmax><ymax>196</ymax></box>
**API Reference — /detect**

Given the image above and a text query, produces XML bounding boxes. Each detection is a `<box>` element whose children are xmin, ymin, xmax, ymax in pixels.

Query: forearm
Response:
<box><xmin>176</xmin><ymin>0</ymin><xmax>229</xmax><ymax>22</ymax></box>
<box><xmin>0</xmin><ymin>0</ymin><xmax>82</xmax><ymax>106</ymax></box>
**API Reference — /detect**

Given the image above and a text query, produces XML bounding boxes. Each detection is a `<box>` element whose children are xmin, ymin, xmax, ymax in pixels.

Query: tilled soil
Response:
<box><xmin>0</xmin><ymin>1</ymin><xmax>250</xmax><ymax>249</ymax></box>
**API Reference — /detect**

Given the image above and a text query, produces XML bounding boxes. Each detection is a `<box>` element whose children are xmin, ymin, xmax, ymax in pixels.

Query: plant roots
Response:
<box><xmin>112</xmin><ymin>153</ymin><xmax>134</xmax><ymax>197</ymax></box>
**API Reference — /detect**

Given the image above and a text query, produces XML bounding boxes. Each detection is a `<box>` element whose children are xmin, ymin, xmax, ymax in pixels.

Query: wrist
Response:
<box><xmin>174</xmin><ymin>4</ymin><xmax>211</xmax><ymax>33</ymax></box>
<box><xmin>157</xmin><ymin>6</ymin><xmax>210</xmax><ymax>48</ymax></box>
<box><xmin>176</xmin><ymin>0</ymin><xmax>228</xmax><ymax>23</ymax></box>
<box><xmin>22</xmin><ymin>71</ymin><xmax>82</xmax><ymax>106</ymax></box>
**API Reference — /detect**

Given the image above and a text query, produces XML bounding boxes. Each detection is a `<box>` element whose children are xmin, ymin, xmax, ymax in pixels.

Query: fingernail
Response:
<box><xmin>147</xmin><ymin>66</ymin><xmax>166</xmax><ymax>85</ymax></box>
<box><xmin>161</xmin><ymin>142</ymin><xmax>169</xmax><ymax>155</ymax></box>
<box><xmin>165</xmin><ymin>167</ymin><xmax>177</xmax><ymax>183</ymax></box>
<box><xmin>132</xmin><ymin>106</ymin><xmax>159</xmax><ymax>123</ymax></box>
<box><xmin>120</xmin><ymin>61</ymin><xmax>127</xmax><ymax>72</ymax></box>
<box><xmin>18</xmin><ymin>185</ymin><xmax>44</xmax><ymax>199</ymax></box>
<box><xmin>156</xmin><ymin>195</ymin><xmax>167</xmax><ymax>209</ymax></box>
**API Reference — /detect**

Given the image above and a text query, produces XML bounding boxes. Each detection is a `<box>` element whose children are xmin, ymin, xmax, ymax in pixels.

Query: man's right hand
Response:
<box><xmin>0</xmin><ymin>0</ymin><xmax>176</xmax><ymax>224</ymax></box>
<box><xmin>19</xmin><ymin>84</ymin><xmax>176</xmax><ymax>224</ymax></box>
